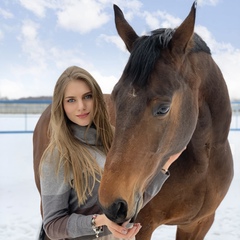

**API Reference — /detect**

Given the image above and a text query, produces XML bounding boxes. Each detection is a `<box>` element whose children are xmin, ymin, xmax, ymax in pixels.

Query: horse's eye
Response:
<box><xmin>153</xmin><ymin>105</ymin><xmax>170</xmax><ymax>116</ymax></box>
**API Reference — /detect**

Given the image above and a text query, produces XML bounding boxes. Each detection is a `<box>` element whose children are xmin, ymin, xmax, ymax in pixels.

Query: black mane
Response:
<box><xmin>123</xmin><ymin>28</ymin><xmax>211</xmax><ymax>87</ymax></box>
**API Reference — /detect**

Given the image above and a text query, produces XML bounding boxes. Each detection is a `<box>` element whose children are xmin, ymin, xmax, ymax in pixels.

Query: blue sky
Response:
<box><xmin>0</xmin><ymin>0</ymin><xmax>239</xmax><ymax>100</ymax></box>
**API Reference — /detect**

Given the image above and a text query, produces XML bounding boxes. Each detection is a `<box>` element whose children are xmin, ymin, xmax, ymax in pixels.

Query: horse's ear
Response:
<box><xmin>170</xmin><ymin>1</ymin><xmax>197</xmax><ymax>56</ymax></box>
<box><xmin>113</xmin><ymin>4</ymin><xmax>139</xmax><ymax>52</ymax></box>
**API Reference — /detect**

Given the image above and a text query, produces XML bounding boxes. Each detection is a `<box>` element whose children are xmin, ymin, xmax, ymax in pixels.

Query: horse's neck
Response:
<box><xmin>103</xmin><ymin>94</ymin><xmax>116</xmax><ymax>126</ymax></box>
<box><xmin>196</xmin><ymin>56</ymin><xmax>231</xmax><ymax>143</ymax></box>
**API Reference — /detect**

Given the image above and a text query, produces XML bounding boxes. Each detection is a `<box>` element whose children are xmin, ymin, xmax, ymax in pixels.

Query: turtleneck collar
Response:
<box><xmin>70</xmin><ymin>123</ymin><xmax>102</xmax><ymax>146</ymax></box>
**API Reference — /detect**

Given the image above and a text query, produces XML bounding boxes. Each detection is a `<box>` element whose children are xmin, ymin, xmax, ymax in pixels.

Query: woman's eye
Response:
<box><xmin>84</xmin><ymin>94</ymin><xmax>92</xmax><ymax>100</ymax></box>
<box><xmin>67</xmin><ymin>99</ymin><xmax>75</xmax><ymax>103</ymax></box>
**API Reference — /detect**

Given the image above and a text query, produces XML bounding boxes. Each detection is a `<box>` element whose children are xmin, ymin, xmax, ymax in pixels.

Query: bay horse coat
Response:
<box><xmin>98</xmin><ymin>2</ymin><xmax>233</xmax><ymax>240</ymax></box>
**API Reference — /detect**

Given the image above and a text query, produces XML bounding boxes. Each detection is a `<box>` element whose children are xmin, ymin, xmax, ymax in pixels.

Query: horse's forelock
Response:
<box><xmin>123</xmin><ymin>28</ymin><xmax>175</xmax><ymax>88</ymax></box>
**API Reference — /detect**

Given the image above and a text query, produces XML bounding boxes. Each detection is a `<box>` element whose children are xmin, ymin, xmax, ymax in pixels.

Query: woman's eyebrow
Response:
<box><xmin>65</xmin><ymin>95</ymin><xmax>75</xmax><ymax>99</ymax></box>
<box><xmin>83</xmin><ymin>91</ymin><xmax>92</xmax><ymax>96</ymax></box>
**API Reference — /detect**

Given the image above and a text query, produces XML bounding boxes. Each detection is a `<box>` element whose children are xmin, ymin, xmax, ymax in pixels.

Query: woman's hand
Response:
<box><xmin>95</xmin><ymin>214</ymin><xmax>142</xmax><ymax>239</ymax></box>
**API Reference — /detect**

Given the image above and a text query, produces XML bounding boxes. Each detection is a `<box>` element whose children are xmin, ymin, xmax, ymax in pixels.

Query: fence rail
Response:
<box><xmin>0</xmin><ymin>100</ymin><xmax>239</xmax><ymax>133</ymax></box>
<box><xmin>0</xmin><ymin>99</ymin><xmax>51</xmax><ymax>114</ymax></box>
<box><xmin>0</xmin><ymin>100</ymin><xmax>51</xmax><ymax>134</ymax></box>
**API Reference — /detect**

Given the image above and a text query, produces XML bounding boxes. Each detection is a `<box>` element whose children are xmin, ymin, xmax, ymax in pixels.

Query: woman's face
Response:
<box><xmin>63</xmin><ymin>79</ymin><xmax>94</xmax><ymax>126</ymax></box>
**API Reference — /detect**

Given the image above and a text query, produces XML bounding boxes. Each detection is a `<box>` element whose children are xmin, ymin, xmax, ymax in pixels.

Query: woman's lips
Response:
<box><xmin>76</xmin><ymin>113</ymin><xmax>89</xmax><ymax>119</ymax></box>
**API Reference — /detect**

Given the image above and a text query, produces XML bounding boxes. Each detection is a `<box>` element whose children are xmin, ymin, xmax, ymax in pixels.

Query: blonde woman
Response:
<box><xmin>39</xmin><ymin>66</ymin><xmax>142</xmax><ymax>240</ymax></box>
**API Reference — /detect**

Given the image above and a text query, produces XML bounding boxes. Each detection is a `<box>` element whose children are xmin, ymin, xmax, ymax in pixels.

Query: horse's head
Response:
<box><xmin>99</xmin><ymin>1</ymin><xmax>202</xmax><ymax>224</ymax></box>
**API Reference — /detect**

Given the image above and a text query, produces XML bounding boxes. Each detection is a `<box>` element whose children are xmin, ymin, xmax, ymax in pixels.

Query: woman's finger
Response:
<box><xmin>111</xmin><ymin>223</ymin><xmax>142</xmax><ymax>239</ymax></box>
<box><xmin>127</xmin><ymin>223</ymin><xmax>142</xmax><ymax>239</ymax></box>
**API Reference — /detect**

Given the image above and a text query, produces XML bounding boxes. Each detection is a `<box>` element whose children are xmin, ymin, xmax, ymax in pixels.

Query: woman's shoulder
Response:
<box><xmin>42</xmin><ymin>147</ymin><xmax>59</xmax><ymax>164</ymax></box>
<box><xmin>41</xmin><ymin>148</ymin><xmax>63</xmax><ymax>176</ymax></box>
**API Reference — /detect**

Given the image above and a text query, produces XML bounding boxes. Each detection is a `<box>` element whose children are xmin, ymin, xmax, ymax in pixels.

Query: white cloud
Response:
<box><xmin>49</xmin><ymin>46</ymin><xmax>90</xmax><ymax>70</ymax></box>
<box><xmin>19</xmin><ymin>0</ymin><xmax>51</xmax><ymax>18</ymax></box>
<box><xmin>124</xmin><ymin>0</ymin><xmax>142</xmax><ymax>9</ymax></box>
<box><xmin>98</xmin><ymin>0</ymin><xmax>142</xmax><ymax>12</ymax></box>
<box><xmin>18</xmin><ymin>18</ymin><xmax>92</xmax><ymax>70</ymax></box>
<box><xmin>143</xmin><ymin>10</ymin><xmax>181</xmax><ymax>30</ymax></box>
<box><xmin>198</xmin><ymin>0</ymin><xmax>219</xmax><ymax>7</ymax></box>
<box><xmin>116</xmin><ymin>0</ymin><xmax>143</xmax><ymax>21</ymax></box>
<box><xmin>56</xmin><ymin>0</ymin><xmax>110</xmax><ymax>34</ymax></box>
<box><xmin>0</xmin><ymin>78</ymin><xmax>25</xmax><ymax>99</ymax></box>
<box><xmin>142</xmin><ymin>11</ymin><xmax>160</xmax><ymax>30</ymax></box>
<box><xmin>21</xmin><ymin>20</ymin><xmax>38</xmax><ymax>40</ymax></box>
<box><xmin>0</xmin><ymin>63</ymin><xmax>56</xmax><ymax>99</ymax></box>
<box><xmin>0</xmin><ymin>7</ymin><xmax>14</xmax><ymax>19</ymax></box>
<box><xmin>213</xmin><ymin>49</ymin><xmax>240</xmax><ymax>100</ymax></box>
<box><xmin>18</xmin><ymin>19</ymin><xmax>47</xmax><ymax>68</ymax></box>
<box><xmin>18</xmin><ymin>0</ymin><xmax>143</xmax><ymax>34</ymax></box>
<box><xmin>91</xmin><ymin>71</ymin><xmax>118</xmax><ymax>94</ymax></box>
<box><xmin>98</xmin><ymin>34</ymin><xmax>127</xmax><ymax>52</ymax></box>
<box><xmin>0</xmin><ymin>30</ymin><xmax>4</xmax><ymax>41</ymax></box>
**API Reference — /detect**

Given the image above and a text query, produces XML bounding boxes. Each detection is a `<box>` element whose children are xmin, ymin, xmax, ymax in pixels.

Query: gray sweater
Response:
<box><xmin>40</xmin><ymin>124</ymin><xmax>169</xmax><ymax>239</ymax></box>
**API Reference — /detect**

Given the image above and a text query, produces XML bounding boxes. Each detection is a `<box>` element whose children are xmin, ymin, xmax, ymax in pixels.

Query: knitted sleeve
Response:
<box><xmin>40</xmin><ymin>153</ymin><xmax>96</xmax><ymax>239</ymax></box>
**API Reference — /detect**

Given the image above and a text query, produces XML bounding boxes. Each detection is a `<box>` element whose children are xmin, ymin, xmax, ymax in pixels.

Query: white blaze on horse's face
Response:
<box><xmin>127</xmin><ymin>87</ymin><xmax>137</xmax><ymax>98</ymax></box>
<box><xmin>132</xmin><ymin>88</ymin><xmax>137</xmax><ymax>97</ymax></box>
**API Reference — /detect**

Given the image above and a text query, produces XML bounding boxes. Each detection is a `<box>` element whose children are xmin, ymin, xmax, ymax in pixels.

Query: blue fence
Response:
<box><xmin>0</xmin><ymin>100</ymin><xmax>239</xmax><ymax>133</ymax></box>
<box><xmin>0</xmin><ymin>113</ymin><xmax>42</xmax><ymax>134</ymax></box>
<box><xmin>0</xmin><ymin>100</ymin><xmax>51</xmax><ymax>134</ymax></box>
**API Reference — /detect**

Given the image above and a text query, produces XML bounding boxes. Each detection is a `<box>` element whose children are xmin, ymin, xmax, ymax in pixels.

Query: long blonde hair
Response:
<box><xmin>41</xmin><ymin>66</ymin><xmax>113</xmax><ymax>204</ymax></box>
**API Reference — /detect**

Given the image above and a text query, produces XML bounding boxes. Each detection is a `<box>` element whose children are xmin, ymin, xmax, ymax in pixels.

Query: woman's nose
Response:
<box><xmin>77</xmin><ymin>100</ymin><xmax>86</xmax><ymax>111</ymax></box>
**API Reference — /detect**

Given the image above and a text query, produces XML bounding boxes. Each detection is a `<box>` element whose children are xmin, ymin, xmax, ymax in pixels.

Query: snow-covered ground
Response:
<box><xmin>0</xmin><ymin>115</ymin><xmax>239</xmax><ymax>240</ymax></box>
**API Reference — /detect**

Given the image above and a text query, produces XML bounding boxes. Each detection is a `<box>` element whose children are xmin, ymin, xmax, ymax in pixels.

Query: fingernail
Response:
<box><xmin>121</xmin><ymin>229</ymin><xmax>127</xmax><ymax>234</ymax></box>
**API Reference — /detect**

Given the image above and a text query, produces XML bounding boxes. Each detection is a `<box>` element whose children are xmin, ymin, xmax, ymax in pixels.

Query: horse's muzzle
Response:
<box><xmin>101</xmin><ymin>198</ymin><xmax>128</xmax><ymax>224</ymax></box>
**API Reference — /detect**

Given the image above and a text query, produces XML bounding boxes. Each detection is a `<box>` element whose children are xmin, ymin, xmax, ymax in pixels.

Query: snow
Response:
<box><xmin>0</xmin><ymin>115</ymin><xmax>239</xmax><ymax>240</ymax></box>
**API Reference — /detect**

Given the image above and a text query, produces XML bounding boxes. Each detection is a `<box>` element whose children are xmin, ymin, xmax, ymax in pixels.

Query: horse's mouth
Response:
<box><xmin>100</xmin><ymin>195</ymin><xmax>141</xmax><ymax>225</ymax></box>
<box><xmin>130</xmin><ymin>207</ymin><xmax>138</xmax><ymax>223</ymax></box>
<box><xmin>126</xmin><ymin>196</ymin><xmax>141</xmax><ymax>225</ymax></box>
<box><xmin>115</xmin><ymin>204</ymin><xmax>138</xmax><ymax>226</ymax></box>
<box><xmin>119</xmin><ymin>215</ymin><xmax>136</xmax><ymax>228</ymax></box>
<box><xmin>124</xmin><ymin>220</ymin><xmax>134</xmax><ymax>229</ymax></box>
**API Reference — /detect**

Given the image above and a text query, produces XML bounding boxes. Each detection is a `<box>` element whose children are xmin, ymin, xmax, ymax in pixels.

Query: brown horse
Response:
<box><xmin>98</xmin><ymin>2</ymin><xmax>234</xmax><ymax>240</ymax></box>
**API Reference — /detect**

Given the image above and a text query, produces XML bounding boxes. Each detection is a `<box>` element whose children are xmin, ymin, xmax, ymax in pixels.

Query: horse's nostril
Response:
<box><xmin>105</xmin><ymin>199</ymin><xmax>128</xmax><ymax>223</ymax></box>
<box><xmin>115</xmin><ymin>199</ymin><xmax>128</xmax><ymax>218</ymax></box>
